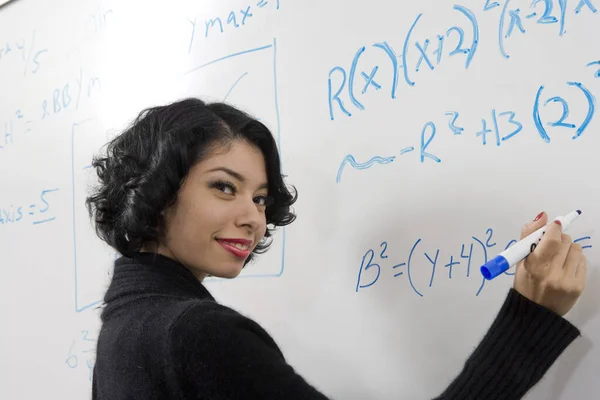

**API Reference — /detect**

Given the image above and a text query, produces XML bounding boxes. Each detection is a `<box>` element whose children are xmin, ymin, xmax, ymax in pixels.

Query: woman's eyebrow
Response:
<box><xmin>207</xmin><ymin>167</ymin><xmax>244</xmax><ymax>181</ymax></box>
<box><xmin>207</xmin><ymin>167</ymin><xmax>268</xmax><ymax>189</ymax></box>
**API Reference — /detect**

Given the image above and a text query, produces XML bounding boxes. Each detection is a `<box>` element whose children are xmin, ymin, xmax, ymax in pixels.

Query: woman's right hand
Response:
<box><xmin>513</xmin><ymin>211</ymin><xmax>587</xmax><ymax>317</ymax></box>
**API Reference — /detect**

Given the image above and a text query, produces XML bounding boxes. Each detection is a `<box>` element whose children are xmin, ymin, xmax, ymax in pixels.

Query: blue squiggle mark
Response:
<box><xmin>407</xmin><ymin>239</ymin><xmax>424</xmax><ymax>297</ymax></box>
<box><xmin>402</xmin><ymin>13</ymin><xmax>423</xmax><ymax>87</ymax></box>
<box><xmin>393</xmin><ymin>262</ymin><xmax>406</xmax><ymax>277</ymax></box>
<box><xmin>445</xmin><ymin>111</ymin><xmax>464</xmax><ymax>134</ymax></box>
<box><xmin>544</xmin><ymin>97</ymin><xmax>576</xmax><ymax>128</ymax></box>
<box><xmin>575</xmin><ymin>236</ymin><xmax>593</xmax><ymax>249</ymax></box>
<box><xmin>373</xmin><ymin>41</ymin><xmax>399</xmax><ymax>99</ymax></box>
<box><xmin>587</xmin><ymin>61</ymin><xmax>600</xmax><ymax>78</ymax></box>
<box><xmin>484</xmin><ymin>0</ymin><xmax>500</xmax><ymax>10</ymax></box>
<box><xmin>336</xmin><ymin>154</ymin><xmax>395</xmax><ymax>183</ymax></box>
<box><xmin>328</xmin><ymin>66</ymin><xmax>351</xmax><ymax>119</ymax></box>
<box><xmin>533</xmin><ymin>85</ymin><xmax>550</xmax><ymax>143</ymax></box>
<box><xmin>574</xmin><ymin>236</ymin><xmax>591</xmax><ymax>242</ymax></box>
<box><xmin>71</xmin><ymin>119</ymin><xmax>102</xmax><ymax>313</ymax></box>
<box><xmin>534</xmin><ymin>0</ymin><xmax>558</xmax><ymax>23</ymax></box>
<box><xmin>472</xmin><ymin>236</ymin><xmax>488</xmax><ymax>296</ymax></box>
<box><xmin>183</xmin><ymin>44</ymin><xmax>272</xmax><ymax>75</ymax></box>
<box><xmin>503</xmin><ymin>239</ymin><xmax>517</xmax><ymax>276</ymax></box>
<box><xmin>33</xmin><ymin>217</ymin><xmax>56</xmax><ymax>225</ymax></box>
<box><xmin>499</xmin><ymin>111</ymin><xmax>523</xmax><ymax>141</ymax></box>
<box><xmin>499</xmin><ymin>0</ymin><xmax>511</xmax><ymax>59</ymax></box>
<box><xmin>349</xmin><ymin>47</ymin><xmax>366</xmax><ymax>110</ymax></box>
<box><xmin>273</xmin><ymin>38</ymin><xmax>282</xmax><ymax>170</ymax></box>
<box><xmin>567</xmin><ymin>81</ymin><xmax>596</xmax><ymax>139</ymax></box>
<box><xmin>576</xmin><ymin>0</ymin><xmax>598</xmax><ymax>14</ymax></box>
<box><xmin>454</xmin><ymin>5</ymin><xmax>479</xmax><ymax>69</ymax></box>
<box><xmin>558</xmin><ymin>0</ymin><xmax>567</xmax><ymax>36</ymax></box>
<box><xmin>223</xmin><ymin>72</ymin><xmax>248</xmax><ymax>101</ymax></box>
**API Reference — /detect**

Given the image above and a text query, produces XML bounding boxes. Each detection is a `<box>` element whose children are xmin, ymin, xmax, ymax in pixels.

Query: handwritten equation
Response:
<box><xmin>0</xmin><ymin>188</ymin><xmax>59</xmax><ymax>226</ymax></box>
<box><xmin>0</xmin><ymin>29</ymin><xmax>48</xmax><ymax>76</ymax></box>
<box><xmin>85</xmin><ymin>8</ymin><xmax>113</xmax><ymax>35</ymax></box>
<box><xmin>485</xmin><ymin>0</ymin><xmax>598</xmax><ymax>58</ymax></box>
<box><xmin>187</xmin><ymin>0</ymin><xmax>281</xmax><ymax>53</ymax></box>
<box><xmin>328</xmin><ymin>1</ymin><xmax>598</xmax><ymax>121</ymax></box>
<box><xmin>337</xmin><ymin>78</ymin><xmax>595</xmax><ymax>182</ymax></box>
<box><xmin>65</xmin><ymin>330</ymin><xmax>96</xmax><ymax>382</ymax></box>
<box><xmin>356</xmin><ymin>228</ymin><xmax>593</xmax><ymax>297</ymax></box>
<box><xmin>0</xmin><ymin>68</ymin><xmax>101</xmax><ymax>154</ymax></box>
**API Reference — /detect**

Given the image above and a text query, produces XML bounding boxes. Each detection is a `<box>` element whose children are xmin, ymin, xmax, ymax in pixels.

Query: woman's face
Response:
<box><xmin>153</xmin><ymin>139</ymin><xmax>270</xmax><ymax>281</ymax></box>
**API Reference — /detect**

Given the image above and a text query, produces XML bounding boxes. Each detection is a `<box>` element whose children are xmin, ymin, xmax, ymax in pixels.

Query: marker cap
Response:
<box><xmin>481</xmin><ymin>255</ymin><xmax>510</xmax><ymax>280</ymax></box>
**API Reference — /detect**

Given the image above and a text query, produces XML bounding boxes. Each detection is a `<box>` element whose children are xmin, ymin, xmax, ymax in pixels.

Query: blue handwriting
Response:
<box><xmin>41</xmin><ymin>67</ymin><xmax>101</xmax><ymax>120</ymax></box>
<box><xmin>65</xmin><ymin>330</ymin><xmax>96</xmax><ymax>382</ymax></box>
<box><xmin>328</xmin><ymin>5</ymin><xmax>479</xmax><ymax>120</ymax></box>
<box><xmin>188</xmin><ymin>0</ymin><xmax>281</xmax><ymax>53</ymax></box>
<box><xmin>0</xmin><ymin>68</ymin><xmax>100</xmax><ymax>153</ymax></box>
<box><xmin>0</xmin><ymin>29</ymin><xmax>48</xmax><ymax>75</ymax></box>
<box><xmin>336</xmin><ymin>81</ymin><xmax>595</xmax><ymax>182</ymax></box>
<box><xmin>587</xmin><ymin>60</ymin><xmax>600</xmax><ymax>78</ymax></box>
<box><xmin>0</xmin><ymin>188</ymin><xmax>59</xmax><ymax>226</ymax></box>
<box><xmin>86</xmin><ymin>9</ymin><xmax>113</xmax><ymax>34</ymax></box>
<box><xmin>356</xmin><ymin>229</ymin><xmax>593</xmax><ymax>296</ymax></box>
<box><xmin>327</xmin><ymin>2</ymin><xmax>598</xmax><ymax>121</ymax></box>
<box><xmin>486</xmin><ymin>0</ymin><xmax>598</xmax><ymax>58</ymax></box>
<box><xmin>336</xmin><ymin>154</ymin><xmax>395</xmax><ymax>183</ymax></box>
<box><xmin>533</xmin><ymin>81</ymin><xmax>596</xmax><ymax>142</ymax></box>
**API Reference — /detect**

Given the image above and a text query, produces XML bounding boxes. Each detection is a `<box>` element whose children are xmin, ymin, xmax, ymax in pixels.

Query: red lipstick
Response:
<box><xmin>216</xmin><ymin>238</ymin><xmax>252</xmax><ymax>258</ymax></box>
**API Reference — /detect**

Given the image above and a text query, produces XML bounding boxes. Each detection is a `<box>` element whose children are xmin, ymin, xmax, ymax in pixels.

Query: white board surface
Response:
<box><xmin>1</xmin><ymin>1</ymin><xmax>599</xmax><ymax>399</ymax></box>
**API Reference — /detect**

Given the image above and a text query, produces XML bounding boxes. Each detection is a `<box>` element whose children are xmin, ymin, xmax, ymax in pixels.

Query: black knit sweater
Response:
<box><xmin>92</xmin><ymin>252</ymin><xmax>580</xmax><ymax>399</ymax></box>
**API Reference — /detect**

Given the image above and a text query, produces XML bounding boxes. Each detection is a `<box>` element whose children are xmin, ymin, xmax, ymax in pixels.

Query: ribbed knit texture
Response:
<box><xmin>433</xmin><ymin>288</ymin><xmax>580</xmax><ymax>399</ymax></box>
<box><xmin>92</xmin><ymin>252</ymin><xmax>580</xmax><ymax>399</ymax></box>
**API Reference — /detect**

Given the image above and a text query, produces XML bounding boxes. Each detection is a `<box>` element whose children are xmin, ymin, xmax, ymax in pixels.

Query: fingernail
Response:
<box><xmin>554</xmin><ymin>219</ymin><xmax>562</xmax><ymax>226</ymax></box>
<box><xmin>534</xmin><ymin>211</ymin><xmax>544</xmax><ymax>221</ymax></box>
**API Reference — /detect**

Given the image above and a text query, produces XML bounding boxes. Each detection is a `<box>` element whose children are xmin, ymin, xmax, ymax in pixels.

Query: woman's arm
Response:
<box><xmin>169</xmin><ymin>288</ymin><xmax>579</xmax><ymax>400</ymax></box>
<box><xmin>168</xmin><ymin>214</ymin><xmax>585</xmax><ymax>400</ymax></box>
<box><xmin>433</xmin><ymin>288</ymin><xmax>579</xmax><ymax>399</ymax></box>
<box><xmin>435</xmin><ymin>211</ymin><xmax>586</xmax><ymax>399</ymax></box>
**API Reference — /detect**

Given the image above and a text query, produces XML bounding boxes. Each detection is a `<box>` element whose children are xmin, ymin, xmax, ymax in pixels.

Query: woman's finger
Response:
<box><xmin>575</xmin><ymin>256</ymin><xmax>588</xmax><ymax>293</ymax></box>
<box><xmin>521</xmin><ymin>211</ymin><xmax>547</xmax><ymax>240</ymax></box>
<box><xmin>562</xmin><ymin>241</ymin><xmax>582</xmax><ymax>277</ymax></box>
<box><xmin>532</xmin><ymin>219</ymin><xmax>563</xmax><ymax>262</ymax></box>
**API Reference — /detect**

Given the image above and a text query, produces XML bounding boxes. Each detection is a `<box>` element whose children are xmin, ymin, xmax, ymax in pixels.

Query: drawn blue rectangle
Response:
<box><xmin>69</xmin><ymin>40</ymin><xmax>286</xmax><ymax>305</ymax></box>
<box><xmin>184</xmin><ymin>38</ymin><xmax>286</xmax><ymax>281</ymax></box>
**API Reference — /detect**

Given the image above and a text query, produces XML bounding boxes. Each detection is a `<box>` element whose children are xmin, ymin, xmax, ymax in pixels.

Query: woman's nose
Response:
<box><xmin>235</xmin><ymin>197</ymin><xmax>262</xmax><ymax>231</ymax></box>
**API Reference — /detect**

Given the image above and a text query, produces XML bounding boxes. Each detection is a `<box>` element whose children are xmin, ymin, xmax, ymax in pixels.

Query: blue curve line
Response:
<box><xmin>182</xmin><ymin>44</ymin><xmax>272</xmax><ymax>75</ymax></box>
<box><xmin>336</xmin><ymin>154</ymin><xmax>395</xmax><ymax>183</ymax></box>
<box><xmin>272</xmin><ymin>37</ymin><xmax>284</xmax><ymax>278</ymax></box>
<box><xmin>223</xmin><ymin>72</ymin><xmax>248</xmax><ymax>102</ymax></box>
<box><xmin>587</xmin><ymin>61</ymin><xmax>600</xmax><ymax>78</ymax></box>
<box><xmin>71</xmin><ymin>118</ymin><xmax>102</xmax><ymax>313</ymax></box>
<box><xmin>273</xmin><ymin>37</ymin><xmax>281</xmax><ymax>166</ymax></box>
<box><xmin>567</xmin><ymin>81</ymin><xmax>596</xmax><ymax>139</ymax></box>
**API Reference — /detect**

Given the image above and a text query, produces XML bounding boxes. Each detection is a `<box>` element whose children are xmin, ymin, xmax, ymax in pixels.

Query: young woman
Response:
<box><xmin>88</xmin><ymin>98</ymin><xmax>587</xmax><ymax>400</ymax></box>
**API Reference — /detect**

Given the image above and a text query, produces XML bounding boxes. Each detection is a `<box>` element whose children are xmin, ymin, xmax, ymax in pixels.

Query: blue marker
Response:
<box><xmin>481</xmin><ymin>210</ymin><xmax>582</xmax><ymax>280</ymax></box>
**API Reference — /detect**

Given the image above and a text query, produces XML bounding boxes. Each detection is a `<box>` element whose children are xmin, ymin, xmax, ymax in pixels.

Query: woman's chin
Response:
<box><xmin>211</xmin><ymin>263</ymin><xmax>244</xmax><ymax>279</ymax></box>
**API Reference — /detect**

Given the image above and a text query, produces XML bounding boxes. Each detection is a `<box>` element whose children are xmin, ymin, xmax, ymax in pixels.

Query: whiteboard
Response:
<box><xmin>1</xmin><ymin>0</ymin><xmax>598</xmax><ymax>399</ymax></box>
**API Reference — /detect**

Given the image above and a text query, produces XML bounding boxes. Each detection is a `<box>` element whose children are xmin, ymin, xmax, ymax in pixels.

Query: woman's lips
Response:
<box><xmin>216</xmin><ymin>239</ymin><xmax>251</xmax><ymax>258</ymax></box>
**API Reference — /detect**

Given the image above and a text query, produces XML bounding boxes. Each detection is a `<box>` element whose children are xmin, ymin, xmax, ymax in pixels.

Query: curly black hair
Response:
<box><xmin>85</xmin><ymin>97</ymin><xmax>297</xmax><ymax>265</ymax></box>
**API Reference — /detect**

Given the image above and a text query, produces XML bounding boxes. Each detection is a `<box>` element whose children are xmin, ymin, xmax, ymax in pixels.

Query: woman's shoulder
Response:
<box><xmin>160</xmin><ymin>301</ymin><xmax>327</xmax><ymax>399</ymax></box>
<box><xmin>166</xmin><ymin>299</ymin><xmax>285</xmax><ymax>358</ymax></box>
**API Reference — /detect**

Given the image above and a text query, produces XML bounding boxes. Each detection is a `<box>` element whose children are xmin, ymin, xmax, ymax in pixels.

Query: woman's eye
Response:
<box><xmin>212</xmin><ymin>181</ymin><xmax>236</xmax><ymax>195</ymax></box>
<box><xmin>254</xmin><ymin>195</ymin><xmax>274</xmax><ymax>207</ymax></box>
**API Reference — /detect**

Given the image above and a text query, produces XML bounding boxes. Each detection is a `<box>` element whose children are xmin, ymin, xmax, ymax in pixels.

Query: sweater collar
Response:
<box><xmin>101</xmin><ymin>252</ymin><xmax>215</xmax><ymax>321</ymax></box>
